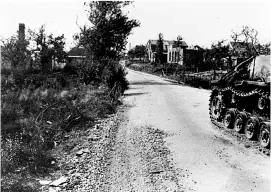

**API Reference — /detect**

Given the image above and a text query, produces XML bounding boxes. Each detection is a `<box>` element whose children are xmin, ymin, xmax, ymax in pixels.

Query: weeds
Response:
<box><xmin>1</xmin><ymin>60</ymin><xmax>128</xmax><ymax>191</ymax></box>
<box><xmin>128</xmin><ymin>63</ymin><xmax>213</xmax><ymax>89</ymax></box>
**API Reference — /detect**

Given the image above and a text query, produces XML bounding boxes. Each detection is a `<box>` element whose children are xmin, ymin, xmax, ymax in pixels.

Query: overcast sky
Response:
<box><xmin>1</xmin><ymin>0</ymin><xmax>270</xmax><ymax>50</ymax></box>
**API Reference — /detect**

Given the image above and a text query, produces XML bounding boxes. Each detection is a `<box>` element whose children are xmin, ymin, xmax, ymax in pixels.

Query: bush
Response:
<box><xmin>1</xmin><ymin>68</ymin><xmax>12</xmax><ymax>76</ymax></box>
<box><xmin>1</xmin><ymin>58</ymin><xmax>127</xmax><ymax>191</ymax></box>
<box><xmin>183</xmin><ymin>75</ymin><xmax>211</xmax><ymax>89</ymax></box>
<box><xmin>63</xmin><ymin>64</ymin><xmax>79</xmax><ymax>76</ymax></box>
<box><xmin>103</xmin><ymin>62</ymin><xmax>129</xmax><ymax>101</ymax></box>
<box><xmin>128</xmin><ymin>62</ymin><xmax>212</xmax><ymax>89</ymax></box>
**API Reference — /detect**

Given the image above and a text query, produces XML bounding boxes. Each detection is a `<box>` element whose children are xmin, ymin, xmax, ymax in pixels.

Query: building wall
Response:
<box><xmin>146</xmin><ymin>40</ymin><xmax>187</xmax><ymax>64</ymax></box>
<box><xmin>146</xmin><ymin>41</ymin><xmax>156</xmax><ymax>62</ymax></box>
<box><xmin>167</xmin><ymin>45</ymin><xmax>185</xmax><ymax>65</ymax></box>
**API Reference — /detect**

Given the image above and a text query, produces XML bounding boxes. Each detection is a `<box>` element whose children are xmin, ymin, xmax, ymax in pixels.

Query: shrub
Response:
<box><xmin>1</xmin><ymin>68</ymin><xmax>12</xmax><ymax>76</ymax></box>
<box><xmin>63</xmin><ymin>63</ymin><xmax>79</xmax><ymax>76</ymax></box>
<box><xmin>1</xmin><ymin>58</ymin><xmax>126</xmax><ymax>191</ymax></box>
<box><xmin>103</xmin><ymin>62</ymin><xmax>129</xmax><ymax>101</ymax></box>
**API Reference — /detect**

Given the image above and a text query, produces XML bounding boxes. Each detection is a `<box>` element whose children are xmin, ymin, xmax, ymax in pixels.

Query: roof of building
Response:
<box><xmin>68</xmin><ymin>46</ymin><xmax>86</xmax><ymax>57</ymax></box>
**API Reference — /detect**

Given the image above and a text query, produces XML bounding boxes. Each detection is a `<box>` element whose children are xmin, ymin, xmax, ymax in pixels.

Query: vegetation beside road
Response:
<box><xmin>1</xmin><ymin>62</ymin><xmax>129</xmax><ymax>191</ymax></box>
<box><xmin>1</xmin><ymin>1</ymin><xmax>139</xmax><ymax>191</ymax></box>
<box><xmin>127</xmin><ymin>62</ymin><xmax>224</xmax><ymax>89</ymax></box>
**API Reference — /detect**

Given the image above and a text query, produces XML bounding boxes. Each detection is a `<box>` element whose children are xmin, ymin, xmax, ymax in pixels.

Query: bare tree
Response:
<box><xmin>231</xmin><ymin>26</ymin><xmax>260</xmax><ymax>58</ymax></box>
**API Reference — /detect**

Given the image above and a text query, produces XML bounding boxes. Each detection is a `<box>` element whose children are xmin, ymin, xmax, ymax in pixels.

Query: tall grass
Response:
<box><xmin>1</xmin><ymin>60</ymin><xmax>129</xmax><ymax>191</ymax></box>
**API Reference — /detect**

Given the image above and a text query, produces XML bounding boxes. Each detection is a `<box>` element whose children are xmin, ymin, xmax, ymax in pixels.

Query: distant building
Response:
<box><xmin>67</xmin><ymin>46</ymin><xmax>86</xmax><ymax>64</ymax></box>
<box><xmin>146</xmin><ymin>40</ymin><xmax>173</xmax><ymax>63</ymax></box>
<box><xmin>167</xmin><ymin>40</ymin><xmax>188</xmax><ymax>65</ymax></box>
<box><xmin>146</xmin><ymin>39</ymin><xmax>188</xmax><ymax>64</ymax></box>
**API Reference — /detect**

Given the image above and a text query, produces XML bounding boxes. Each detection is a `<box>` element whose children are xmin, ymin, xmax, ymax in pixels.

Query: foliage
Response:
<box><xmin>1</xmin><ymin>35</ymin><xmax>31</xmax><ymax>70</ymax></box>
<box><xmin>173</xmin><ymin>35</ymin><xmax>183</xmax><ymax>48</ymax></box>
<box><xmin>1</xmin><ymin>5</ymin><xmax>138</xmax><ymax>189</ymax></box>
<box><xmin>73</xmin><ymin>1</ymin><xmax>139</xmax><ymax>96</ymax></box>
<box><xmin>204</xmin><ymin>41</ymin><xmax>229</xmax><ymax>66</ymax></box>
<box><xmin>203</xmin><ymin>41</ymin><xmax>229</xmax><ymax>79</ymax></box>
<box><xmin>128</xmin><ymin>63</ymin><xmax>212</xmax><ymax>89</ymax></box>
<box><xmin>201</xmin><ymin>26</ymin><xmax>267</xmax><ymax>75</ymax></box>
<box><xmin>103</xmin><ymin>62</ymin><xmax>129</xmax><ymax>101</ymax></box>
<box><xmin>128</xmin><ymin>45</ymin><xmax>146</xmax><ymax>61</ymax></box>
<box><xmin>1</xmin><ymin>68</ymin><xmax>122</xmax><ymax>191</ymax></box>
<box><xmin>182</xmin><ymin>75</ymin><xmax>211</xmax><ymax>89</ymax></box>
<box><xmin>231</xmin><ymin>26</ymin><xmax>259</xmax><ymax>58</ymax></box>
<box><xmin>77</xmin><ymin>1</ymin><xmax>140</xmax><ymax>62</ymax></box>
<box><xmin>29</xmin><ymin>25</ymin><xmax>67</xmax><ymax>72</ymax></box>
<box><xmin>1</xmin><ymin>25</ymin><xmax>67</xmax><ymax>72</ymax></box>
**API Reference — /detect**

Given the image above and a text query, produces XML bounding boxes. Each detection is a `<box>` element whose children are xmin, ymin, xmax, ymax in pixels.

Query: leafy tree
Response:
<box><xmin>173</xmin><ymin>35</ymin><xmax>183</xmax><ymax>47</ymax></box>
<box><xmin>77</xmin><ymin>1</ymin><xmax>140</xmax><ymax>63</ymax></box>
<box><xmin>128</xmin><ymin>48</ymin><xmax>135</xmax><ymax>60</ymax></box>
<box><xmin>134</xmin><ymin>45</ymin><xmax>146</xmax><ymax>61</ymax></box>
<box><xmin>1</xmin><ymin>35</ymin><xmax>30</xmax><ymax>70</ymax></box>
<box><xmin>1</xmin><ymin>25</ymin><xmax>67</xmax><ymax>73</ymax></box>
<box><xmin>204</xmin><ymin>40</ymin><xmax>229</xmax><ymax>79</ymax></box>
<box><xmin>204</xmin><ymin>26</ymin><xmax>264</xmax><ymax>75</ymax></box>
<box><xmin>156</xmin><ymin>33</ymin><xmax>164</xmax><ymax>65</ymax></box>
<box><xmin>29</xmin><ymin>25</ymin><xmax>67</xmax><ymax>72</ymax></box>
<box><xmin>73</xmin><ymin>1</ymin><xmax>140</xmax><ymax>97</ymax></box>
<box><xmin>221</xmin><ymin>26</ymin><xmax>265</xmax><ymax>70</ymax></box>
<box><xmin>259</xmin><ymin>42</ymin><xmax>270</xmax><ymax>55</ymax></box>
<box><xmin>128</xmin><ymin>45</ymin><xmax>146</xmax><ymax>61</ymax></box>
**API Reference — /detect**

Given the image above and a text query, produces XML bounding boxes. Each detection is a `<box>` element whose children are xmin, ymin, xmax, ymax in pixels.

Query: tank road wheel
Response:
<box><xmin>259</xmin><ymin>122</ymin><xmax>270</xmax><ymax>149</ymax></box>
<box><xmin>244</xmin><ymin>116</ymin><xmax>260</xmax><ymax>140</ymax></box>
<box><xmin>234</xmin><ymin>112</ymin><xmax>247</xmax><ymax>133</ymax></box>
<box><xmin>209</xmin><ymin>92</ymin><xmax>222</xmax><ymax>120</ymax></box>
<box><xmin>223</xmin><ymin>109</ymin><xmax>235</xmax><ymax>129</ymax></box>
<box><xmin>258</xmin><ymin>97</ymin><xmax>268</xmax><ymax>111</ymax></box>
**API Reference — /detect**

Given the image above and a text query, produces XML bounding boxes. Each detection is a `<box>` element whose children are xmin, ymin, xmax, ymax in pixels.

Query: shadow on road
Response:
<box><xmin>130</xmin><ymin>80</ymin><xmax>178</xmax><ymax>86</ymax></box>
<box><xmin>124</xmin><ymin>92</ymin><xmax>149</xmax><ymax>97</ymax></box>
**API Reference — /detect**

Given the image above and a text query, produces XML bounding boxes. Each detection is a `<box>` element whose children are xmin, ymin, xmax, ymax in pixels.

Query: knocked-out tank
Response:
<box><xmin>209</xmin><ymin>55</ymin><xmax>270</xmax><ymax>148</ymax></box>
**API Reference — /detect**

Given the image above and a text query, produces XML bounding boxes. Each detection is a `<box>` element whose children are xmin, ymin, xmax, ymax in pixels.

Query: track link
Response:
<box><xmin>209</xmin><ymin>86</ymin><xmax>270</xmax><ymax>156</ymax></box>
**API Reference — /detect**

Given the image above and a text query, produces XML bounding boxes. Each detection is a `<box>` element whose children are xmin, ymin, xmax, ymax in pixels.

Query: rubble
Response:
<box><xmin>39</xmin><ymin>108</ymin><xmax>122</xmax><ymax>192</ymax></box>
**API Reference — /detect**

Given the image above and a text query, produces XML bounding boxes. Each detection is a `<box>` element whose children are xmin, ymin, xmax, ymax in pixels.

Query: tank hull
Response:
<box><xmin>209</xmin><ymin>55</ymin><xmax>270</xmax><ymax>149</ymax></box>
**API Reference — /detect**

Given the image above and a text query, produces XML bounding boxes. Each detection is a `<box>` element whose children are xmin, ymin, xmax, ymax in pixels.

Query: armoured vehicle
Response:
<box><xmin>209</xmin><ymin>55</ymin><xmax>270</xmax><ymax>148</ymax></box>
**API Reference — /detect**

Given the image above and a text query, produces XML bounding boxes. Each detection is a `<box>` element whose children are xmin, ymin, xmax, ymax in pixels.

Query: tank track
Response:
<box><xmin>211</xmin><ymin>86</ymin><xmax>270</xmax><ymax>118</ymax></box>
<box><xmin>209</xmin><ymin>86</ymin><xmax>270</xmax><ymax>155</ymax></box>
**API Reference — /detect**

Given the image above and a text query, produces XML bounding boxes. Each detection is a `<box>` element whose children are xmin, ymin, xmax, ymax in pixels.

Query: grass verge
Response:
<box><xmin>1</xmin><ymin>62</ymin><xmax>128</xmax><ymax>191</ymax></box>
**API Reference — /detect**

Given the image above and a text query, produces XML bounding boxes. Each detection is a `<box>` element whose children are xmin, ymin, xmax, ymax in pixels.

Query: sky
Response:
<box><xmin>1</xmin><ymin>0</ymin><xmax>271</xmax><ymax>50</ymax></box>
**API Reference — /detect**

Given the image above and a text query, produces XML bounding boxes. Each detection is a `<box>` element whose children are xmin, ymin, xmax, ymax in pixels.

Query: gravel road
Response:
<box><xmin>104</xmin><ymin>69</ymin><xmax>270</xmax><ymax>192</ymax></box>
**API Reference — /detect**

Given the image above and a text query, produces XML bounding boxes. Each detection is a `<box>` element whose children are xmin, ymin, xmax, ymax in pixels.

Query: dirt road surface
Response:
<box><xmin>104</xmin><ymin>69</ymin><xmax>270</xmax><ymax>192</ymax></box>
